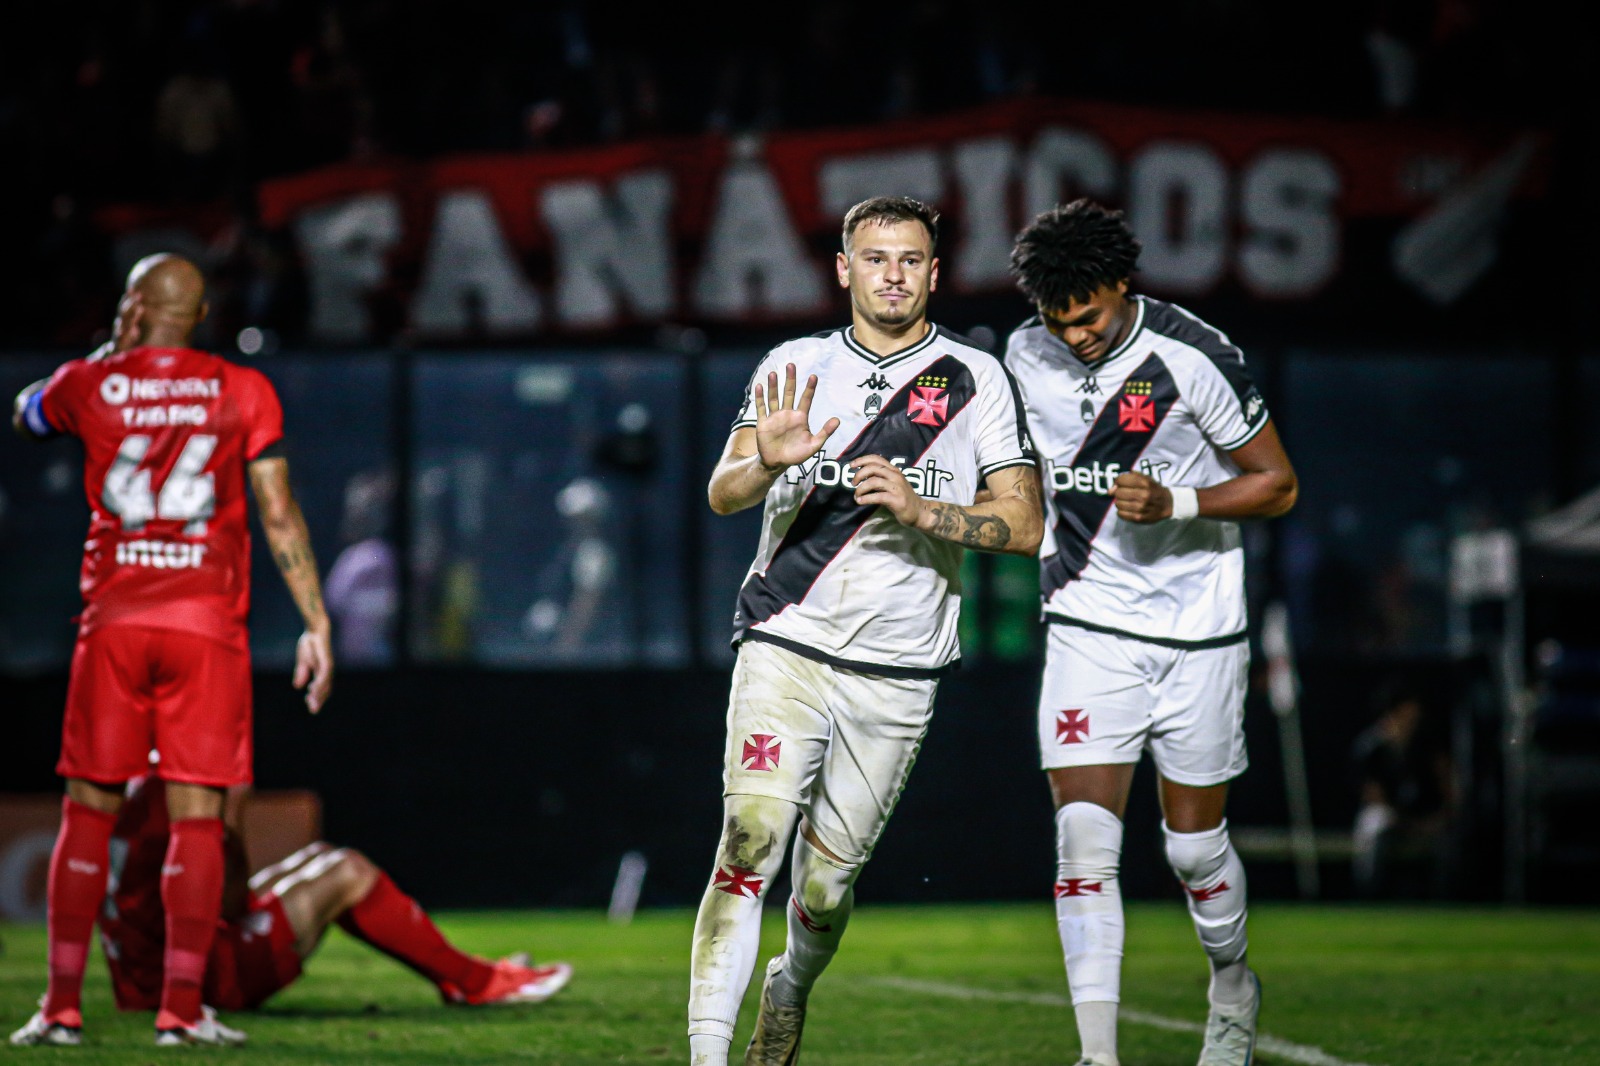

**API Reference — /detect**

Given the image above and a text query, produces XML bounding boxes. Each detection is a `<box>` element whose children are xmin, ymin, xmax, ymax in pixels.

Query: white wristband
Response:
<box><xmin>1167</xmin><ymin>485</ymin><xmax>1199</xmax><ymax>521</ymax></box>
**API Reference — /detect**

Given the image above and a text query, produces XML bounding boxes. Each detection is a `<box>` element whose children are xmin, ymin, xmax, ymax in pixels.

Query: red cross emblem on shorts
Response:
<box><xmin>1119</xmin><ymin>394</ymin><xmax>1155</xmax><ymax>431</ymax></box>
<box><xmin>908</xmin><ymin>386</ymin><xmax>949</xmax><ymax>427</ymax></box>
<box><xmin>713</xmin><ymin>865</ymin><xmax>764</xmax><ymax>898</ymax></box>
<box><xmin>1054</xmin><ymin>878</ymin><xmax>1103</xmax><ymax>898</ymax></box>
<box><xmin>1185</xmin><ymin>880</ymin><xmax>1230</xmax><ymax>902</ymax></box>
<box><xmin>742</xmin><ymin>734</ymin><xmax>781</xmax><ymax>771</ymax></box>
<box><xmin>1056</xmin><ymin>709</ymin><xmax>1090</xmax><ymax>744</ymax></box>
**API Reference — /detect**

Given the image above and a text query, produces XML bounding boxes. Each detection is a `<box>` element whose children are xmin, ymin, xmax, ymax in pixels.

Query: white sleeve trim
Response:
<box><xmin>1216</xmin><ymin>415</ymin><xmax>1269</xmax><ymax>452</ymax></box>
<box><xmin>980</xmin><ymin>456</ymin><xmax>1037</xmax><ymax>475</ymax></box>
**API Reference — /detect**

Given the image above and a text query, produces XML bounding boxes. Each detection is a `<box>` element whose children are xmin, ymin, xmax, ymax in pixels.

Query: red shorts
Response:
<box><xmin>59</xmin><ymin>625</ymin><xmax>253</xmax><ymax>787</ymax></box>
<box><xmin>107</xmin><ymin>892</ymin><xmax>302</xmax><ymax>1012</ymax></box>
<box><xmin>204</xmin><ymin>891</ymin><xmax>304</xmax><ymax>1010</ymax></box>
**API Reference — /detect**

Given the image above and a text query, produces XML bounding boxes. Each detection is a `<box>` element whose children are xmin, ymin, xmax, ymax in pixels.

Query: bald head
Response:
<box><xmin>125</xmin><ymin>254</ymin><xmax>207</xmax><ymax>346</ymax></box>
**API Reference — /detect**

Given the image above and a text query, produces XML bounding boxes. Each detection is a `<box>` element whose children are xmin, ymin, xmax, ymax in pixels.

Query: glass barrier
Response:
<box><xmin>1278</xmin><ymin>351</ymin><xmax>1555</xmax><ymax>656</ymax></box>
<box><xmin>250</xmin><ymin>355</ymin><xmax>397</xmax><ymax>668</ymax></box>
<box><xmin>0</xmin><ymin>356</ymin><xmax>91</xmax><ymax>673</ymax></box>
<box><xmin>409</xmin><ymin>353</ymin><xmax>690</xmax><ymax>667</ymax></box>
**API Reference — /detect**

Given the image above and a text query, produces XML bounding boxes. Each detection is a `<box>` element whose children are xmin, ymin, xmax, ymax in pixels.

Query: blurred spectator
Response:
<box><xmin>324</xmin><ymin>470</ymin><xmax>399</xmax><ymax>666</ymax></box>
<box><xmin>153</xmin><ymin>46</ymin><xmax>242</xmax><ymax>200</ymax></box>
<box><xmin>1350</xmin><ymin>681</ymin><xmax>1458</xmax><ymax>897</ymax></box>
<box><xmin>288</xmin><ymin>9</ymin><xmax>375</xmax><ymax>166</ymax></box>
<box><xmin>522</xmin><ymin>477</ymin><xmax>623</xmax><ymax>661</ymax></box>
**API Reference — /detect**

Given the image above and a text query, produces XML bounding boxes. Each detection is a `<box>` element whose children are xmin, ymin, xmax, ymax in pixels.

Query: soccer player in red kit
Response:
<box><xmin>9</xmin><ymin>255</ymin><xmax>334</xmax><ymax>1048</ymax></box>
<box><xmin>98</xmin><ymin>777</ymin><xmax>572</xmax><ymax>1016</ymax></box>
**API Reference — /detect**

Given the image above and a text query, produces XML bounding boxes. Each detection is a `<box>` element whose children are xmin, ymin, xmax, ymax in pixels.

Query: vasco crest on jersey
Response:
<box><xmin>1118</xmin><ymin>380</ymin><xmax>1156</xmax><ymax>432</ymax></box>
<box><xmin>908</xmin><ymin>373</ymin><xmax>950</xmax><ymax>427</ymax></box>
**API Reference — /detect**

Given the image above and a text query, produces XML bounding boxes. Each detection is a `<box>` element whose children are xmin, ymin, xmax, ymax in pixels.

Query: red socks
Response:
<box><xmin>336</xmin><ymin>872</ymin><xmax>494</xmax><ymax>996</ymax></box>
<box><xmin>42</xmin><ymin>798</ymin><xmax>117</xmax><ymax>1024</ymax></box>
<box><xmin>156</xmin><ymin>817</ymin><xmax>225</xmax><ymax>1030</ymax></box>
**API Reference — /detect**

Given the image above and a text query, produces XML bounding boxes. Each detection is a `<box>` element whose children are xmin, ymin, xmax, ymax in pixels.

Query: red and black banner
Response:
<box><xmin>92</xmin><ymin>99</ymin><xmax>1553</xmax><ymax>342</ymax></box>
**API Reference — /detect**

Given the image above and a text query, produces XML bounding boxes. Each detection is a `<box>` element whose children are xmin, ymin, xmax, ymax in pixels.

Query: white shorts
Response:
<box><xmin>723</xmin><ymin>639</ymin><xmax>938</xmax><ymax>864</ymax></box>
<box><xmin>1037</xmin><ymin>623</ymin><xmax>1249</xmax><ymax>786</ymax></box>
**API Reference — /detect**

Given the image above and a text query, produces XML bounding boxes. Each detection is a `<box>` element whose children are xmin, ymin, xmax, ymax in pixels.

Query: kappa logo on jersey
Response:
<box><xmin>1246</xmin><ymin>393</ymin><xmax>1264</xmax><ymax>422</ymax></box>
<box><xmin>908</xmin><ymin>374</ymin><xmax>950</xmax><ymax>427</ymax></box>
<box><xmin>741</xmin><ymin>734</ymin><xmax>781</xmax><ymax>771</ymax></box>
<box><xmin>1119</xmin><ymin>380</ymin><xmax>1156</xmax><ymax>431</ymax></box>
<box><xmin>713</xmin><ymin>865</ymin><xmax>763</xmax><ymax>898</ymax></box>
<box><xmin>1056</xmin><ymin>708</ymin><xmax>1090</xmax><ymax>744</ymax></box>
<box><xmin>1076</xmin><ymin>377</ymin><xmax>1101</xmax><ymax>395</ymax></box>
<box><xmin>1054</xmin><ymin>878</ymin><xmax>1103</xmax><ymax>897</ymax></box>
<box><xmin>859</xmin><ymin>373</ymin><xmax>891</xmax><ymax>390</ymax></box>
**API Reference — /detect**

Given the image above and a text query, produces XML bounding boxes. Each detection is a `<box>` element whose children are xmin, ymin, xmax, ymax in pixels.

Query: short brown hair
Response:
<box><xmin>841</xmin><ymin>196</ymin><xmax>940</xmax><ymax>253</ymax></box>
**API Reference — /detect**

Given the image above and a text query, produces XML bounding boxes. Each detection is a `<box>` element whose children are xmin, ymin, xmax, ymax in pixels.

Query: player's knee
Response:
<box><xmin>718</xmin><ymin>795</ymin><xmax>795</xmax><ymax>873</ymax></box>
<box><xmin>331</xmin><ymin>847</ymin><xmax>381</xmax><ymax>901</ymax></box>
<box><xmin>792</xmin><ymin>835</ymin><xmax>857</xmax><ymax>917</ymax></box>
<box><xmin>1056</xmin><ymin>801</ymin><xmax>1124</xmax><ymax>878</ymax></box>
<box><xmin>1162</xmin><ymin>820</ymin><xmax>1229</xmax><ymax>882</ymax></box>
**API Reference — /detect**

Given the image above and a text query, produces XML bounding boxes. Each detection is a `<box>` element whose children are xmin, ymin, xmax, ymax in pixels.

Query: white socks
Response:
<box><xmin>1054</xmin><ymin>802</ymin><xmax>1125</xmax><ymax>1064</ymax></box>
<box><xmin>1162</xmin><ymin>819</ymin><xmax>1251</xmax><ymax>1007</ymax></box>
<box><xmin>768</xmin><ymin>832</ymin><xmax>859</xmax><ymax>1010</ymax></box>
<box><xmin>688</xmin><ymin>796</ymin><xmax>798</xmax><ymax>1061</ymax></box>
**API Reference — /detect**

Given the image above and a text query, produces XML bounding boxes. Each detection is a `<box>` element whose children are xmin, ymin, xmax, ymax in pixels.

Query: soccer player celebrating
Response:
<box><xmin>9</xmin><ymin>255</ymin><xmax>334</xmax><ymax>1048</ymax></box>
<box><xmin>1005</xmin><ymin>201</ymin><xmax>1298</xmax><ymax>1066</ymax></box>
<box><xmin>690</xmin><ymin>196</ymin><xmax>1043</xmax><ymax>1066</ymax></box>
<box><xmin>95</xmin><ymin>776</ymin><xmax>571</xmax><ymax>1015</ymax></box>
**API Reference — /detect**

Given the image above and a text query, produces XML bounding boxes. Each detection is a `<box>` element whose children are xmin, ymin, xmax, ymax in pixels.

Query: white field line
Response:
<box><xmin>865</xmin><ymin>976</ymin><xmax>1383</xmax><ymax>1066</ymax></box>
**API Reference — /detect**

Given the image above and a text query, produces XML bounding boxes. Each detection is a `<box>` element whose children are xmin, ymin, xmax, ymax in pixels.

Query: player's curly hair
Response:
<box><xmin>842</xmin><ymin>196</ymin><xmax>940</xmax><ymax>254</ymax></box>
<box><xmin>1010</xmin><ymin>199</ymin><xmax>1141</xmax><ymax>310</ymax></box>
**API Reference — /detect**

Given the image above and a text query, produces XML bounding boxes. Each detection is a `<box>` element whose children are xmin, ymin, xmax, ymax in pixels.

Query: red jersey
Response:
<box><xmin>37</xmin><ymin>347</ymin><xmax>283</xmax><ymax>650</ymax></box>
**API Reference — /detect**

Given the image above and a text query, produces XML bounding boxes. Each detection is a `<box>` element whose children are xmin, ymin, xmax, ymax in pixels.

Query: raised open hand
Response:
<box><xmin>754</xmin><ymin>363</ymin><xmax>841</xmax><ymax>472</ymax></box>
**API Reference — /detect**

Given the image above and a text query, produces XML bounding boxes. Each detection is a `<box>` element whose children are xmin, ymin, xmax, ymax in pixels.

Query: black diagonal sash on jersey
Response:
<box><xmin>735</xmin><ymin>355</ymin><xmax>977</xmax><ymax>638</ymax></box>
<box><xmin>1041</xmin><ymin>353</ymin><xmax>1179</xmax><ymax>598</ymax></box>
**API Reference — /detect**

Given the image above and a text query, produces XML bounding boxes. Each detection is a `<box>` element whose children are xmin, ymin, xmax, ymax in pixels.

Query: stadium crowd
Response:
<box><xmin>1</xmin><ymin>0</ymin><xmax>1573</xmax><ymax>347</ymax></box>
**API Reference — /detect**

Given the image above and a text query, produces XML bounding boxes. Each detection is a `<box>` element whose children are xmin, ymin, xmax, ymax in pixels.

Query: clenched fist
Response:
<box><xmin>1111</xmin><ymin>471</ymin><xmax>1172</xmax><ymax>524</ymax></box>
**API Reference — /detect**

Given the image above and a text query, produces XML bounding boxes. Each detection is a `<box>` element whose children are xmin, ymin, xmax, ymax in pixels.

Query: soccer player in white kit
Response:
<box><xmin>1005</xmin><ymin>201</ymin><xmax>1298</xmax><ymax>1066</ymax></box>
<box><xmin>689</xmin><ymin>196</ymin><xmax>1044</xmax><ymax>1066</ymax></box>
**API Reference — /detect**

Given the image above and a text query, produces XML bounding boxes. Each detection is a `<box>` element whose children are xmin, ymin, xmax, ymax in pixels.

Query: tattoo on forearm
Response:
<box><xmin>926</xmin><ymin>503</ymin><xmax>1013</xmax><ymax>549</ymax></box>
<box><xmin>271</xmin><ymin>519</ymin><xmax>326</xmax><ymax>623</ymax></box>
<box><xmin>274</xmin><ymin>544</ymin><xmax>312</xmax><ymax>573</ymax></box>
<box><xmin>1016</xmin><ymin>472</ymin><xmax>1042</xmax><ymax>510</ymax></box>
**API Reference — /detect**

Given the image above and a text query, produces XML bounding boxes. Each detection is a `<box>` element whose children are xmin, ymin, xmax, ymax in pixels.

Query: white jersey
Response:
<box><xmin>729</xmin><ymin>323</ymin><xmax>1034</xmax><ymax>677</ymax></box>
<box><xmin>1005</xmin><ymin>296</ymin><xmax>1268</xmax><ymax>647</ymax></box>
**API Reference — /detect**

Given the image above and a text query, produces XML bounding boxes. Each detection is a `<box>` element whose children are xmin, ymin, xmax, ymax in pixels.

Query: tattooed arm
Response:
<box><xmin>248</xmin><ymin>456</ymin><xmax>333</xmax><ymax>712</ymax></box>
<box><xmin>850</xmin><ymin>456</ymin><xmax>1044</xmax><ymax>556</ymax></box>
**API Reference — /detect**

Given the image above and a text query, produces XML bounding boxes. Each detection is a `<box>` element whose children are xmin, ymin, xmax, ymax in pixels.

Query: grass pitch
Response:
<box><xmin>2</xmin><ymin>903</ymin><xmax>1596</xmax><ymax>1064</ymax></box>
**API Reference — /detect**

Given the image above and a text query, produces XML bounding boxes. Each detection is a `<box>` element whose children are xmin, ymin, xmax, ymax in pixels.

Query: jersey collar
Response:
<box><xmin>843</xmin><ymin>322</ymin><xmax>940</xmax><ymax>368</ymax></box>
